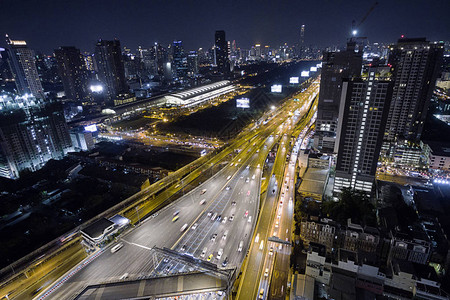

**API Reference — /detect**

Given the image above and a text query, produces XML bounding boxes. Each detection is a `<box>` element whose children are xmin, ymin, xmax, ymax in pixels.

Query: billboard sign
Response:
<box><xmin>301</xmin><ymin>71</ymin><xmax>310</xmax><ymax>77</ymax></box>
<box><xmin>271</xmin><ymin>85</ymin><xmax>282</xmax><ymax>93</ymax></box>
<box><xmin>236</xmin><ymin>98</ymin><xmax>250</xmax><ymax>108</ymax></box>
<box><xmin>289</xmin><ymin>77</ymin><xmax>299</xmax><ymax>84</ymax></box>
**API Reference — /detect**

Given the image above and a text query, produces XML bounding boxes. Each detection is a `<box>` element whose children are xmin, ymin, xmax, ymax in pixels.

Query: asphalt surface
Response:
<box><xmin>237</xmin><ymin>82</ymin><xmax>319</xmax><ymax>300</ymax></box>
<box><xmin>43</xmin><ymin>107</ymin><xmax>290</xmax><ymax>300</ymax></box>
<box><xmin>37</xmin><ymin>82</ymin><xmax>319</xmax><ymax>300</ymax></box>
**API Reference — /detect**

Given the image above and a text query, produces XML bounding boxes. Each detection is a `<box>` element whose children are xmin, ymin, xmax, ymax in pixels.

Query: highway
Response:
<box><xmin>0</xmin><ymin>80</ymin><xmax>321</xmax><ymax>300</ymax></box>
<box><xmin>236</xmin><ymin>80</ymin><xmax>319</xmax><ymax>300</ymax></box>
<box><xmin>39</xmin><ymin>84</ymin><xmax>316</xmax><ymax>300</ymax></box>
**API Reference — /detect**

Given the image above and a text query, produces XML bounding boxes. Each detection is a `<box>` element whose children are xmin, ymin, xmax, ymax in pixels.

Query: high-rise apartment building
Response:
<box><xmin>54</xmin><ymin>46</ymin><xmax>92</xmax><ymax>103</ymax></box>
<box><xmin>5</xmin><ymin>35</ymin><xmax>44</xmax><ymax>99</ymax></box>
<box><xmin>215</xmin><ymin>30</ymin><xmax>229</xmax><ymax>74</ymax></box>
<box><xmin>94</xmin><ymin>39</ymin><xmax>128</xmax><ymax>103</ymax></box>
<box><xmin>0</xmin><ymin>94</ymin><xmax>73</xmax><ymax>179</ymax></box>
<box><xmin>333</xmin><ymin>67</ymin><xmax>393</xmax><ymax>197</ymax></box>
<box><xmin>385</xmin><ymin>38</ymin><xmax>443</xmax><ymax>142</ymax></box>
<box><xmin>314</xmin><ymin>42</ymin><xmax>363</xmax><ymax>153</ymax></box>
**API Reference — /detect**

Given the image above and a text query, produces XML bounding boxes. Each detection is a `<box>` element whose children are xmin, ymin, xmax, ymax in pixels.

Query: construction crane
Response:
<box><xmin>351</xmin><ymin>1</ymin><xmax>379</xmax><ymax>37</ymax></box>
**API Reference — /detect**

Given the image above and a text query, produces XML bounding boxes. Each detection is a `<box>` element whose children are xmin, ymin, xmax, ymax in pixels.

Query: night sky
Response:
<box><xmin>1</xmin><ymin>0</ymin><xmax>449</xmax><ymax>54</ymax></box>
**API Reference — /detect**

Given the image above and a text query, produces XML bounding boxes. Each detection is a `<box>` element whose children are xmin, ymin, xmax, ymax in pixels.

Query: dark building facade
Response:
<box><xmin>94</xmin><ymin>39</ymin><xmax>128</xmax><ymax>104</ymax></box>
<box><xmin>314</xmin><ymin>42</ymin><xmax>363</xmax><ymax>153</ymax></box>
<box><xmin>0</xmin><ymin>96</ymin><xmax>72</xmax><ymax>179</ymax></box>
<box><xmin>333</xmin><ymin>67</ymin><xmax>393</xmax><ymax>197</ymax></box>
<box><xmin>54</xmin><ymin>46</ymin><xmax>92</xmax><ymax>103</ymax></box>
<box><xmin>5</xmin><ymin>35</ymin><xmax>44</xmax><ymax>99</ymax></box>
<box><xmin>385</xmin><ymin>38</ymin><xmax>443</xmax><ymax>142</ymax></box>
<box><xmin>215</xmin><ymin>30</ymin><xmax>229</xmax><ymax>75</ymax></box>
<box><xmin>172</xmin><ymin>40</ymin><xmax>187</xmax><ymax>80</ymax></box>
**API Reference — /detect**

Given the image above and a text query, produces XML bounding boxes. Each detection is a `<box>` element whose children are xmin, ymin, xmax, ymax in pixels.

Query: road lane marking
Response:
<box><xmin>121</xmin><ymin>239</ymin><xmax>152</xmax><ymax>251</ymax></box>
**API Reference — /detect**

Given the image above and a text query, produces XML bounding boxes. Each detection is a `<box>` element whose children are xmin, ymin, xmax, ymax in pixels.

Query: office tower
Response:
<box><xmin>5</xmin><ymin>35</ymin><xmax>44</xmax><ymax>99</ymax></box>
<box><xmin>215</xmin><ymin>30</ymin><xmax>229</xmax><ymax>74</ymax></box>
<box><xmin>333</xmin><ymin>67</ymin><xmax>393</xmax><ymax>197</ymax></box>
<box><xmin>0</xmin><ymin>94</ymin><xmax>73</xmax><ymax>179</ymax></box>
<box><xmin>314</xmin><ymin>41</ymin><xmax>363</xmax><ymax>153</ymax></box>
<box><xmin>94</xmin><ymin>39</ymin><xmax>128</xmax><ymax>103</ymax></box>
<box><xmin>187</xmin><ymin>51</ymin><xmax>199</xmax><ymax>77</ymax></box>
<box><xmin>255</xmin><ymin>44</ymin><xmax>262</xmax><ymax>59</ymax></box>
<box><xmin>300</xmin><ymin>25</ymin><xmax>305</xmax><ymax>45</ymax></box>
<box><xmin>300</xmin><ymin>25</ymin><xmax>305</xmax><ymax>58</ymax></box>
<box><xmin>385</xmin><ymin>38</ymin><xmax>443</xmax><ymax>142</ymax></box>
<box><xmin>172</xmin><ymin>40</ymin><xmax>187</xmax><ymax>80</ymax></box>
<box><xmin>54</xmin><ymin>46</ymin><xmax>91</xmax><ymax>102</ymax></box>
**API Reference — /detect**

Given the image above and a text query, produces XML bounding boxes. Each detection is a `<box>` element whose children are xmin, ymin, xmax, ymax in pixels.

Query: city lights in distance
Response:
<box><xmin>301</xmin><ymin>71</ymin><xmax>310</xmax><ymax>77</ymax></box>
<box><xmin>289</xmin><ymin>77</ymin><xmax>299</xmax><ymax>84</ymax></box>
<box><xmin>271</xmin><ymin>85</ymin><xmax>282</xmax><ymax>93</ymax></box>
<box><xmin>90</xmin><ymin>85</ymin><xmax>103</xmax><ymax>93</ymax></box>
<box><xmin>236</xmin><ymin>98</ymin><xmax>250</xmax><ymax>108</ymax></box>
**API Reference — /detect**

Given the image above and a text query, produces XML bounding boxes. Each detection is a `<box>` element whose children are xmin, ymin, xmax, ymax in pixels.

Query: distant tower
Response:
<box><xmin>299</xmin><ymin>25</ymin><xmax>305</xmax><ymax>58</ymax></box>
<box><xmin>94</xmin><ymin>39</ymin><xmax>128</xmax><ymax>103</ymax></box>
<box><xmin>300</xmin><ymin>25</ymin><xmax>305</xmax><ymax>45</ymax></box>
<box><xmin>54</xmin><ymin>46</ymin><xmax>92</xmax><ymax>103</ymax></box>
<box><xmin>172</xmin><ymin>40</ymin><xmax>187</xmax><ymax>80</ymax></box>
<box><xmin>5</xmin><ymin>35</ymin><xmax>44</xmax><ymax>99</ymax></box>
<box><xmin>215</xmin><ymin>30</ymin><xmax>229</xmax><ymax>75</ymax></box>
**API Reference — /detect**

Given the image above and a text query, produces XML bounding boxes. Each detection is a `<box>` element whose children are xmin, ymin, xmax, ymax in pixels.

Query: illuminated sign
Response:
<box><xmin>236</xmin><ymin>98</ymin><xmax>250</xmax><ymax>108</ymax></box>
<box><xmin>301</xmin><ymin>71</ymin><xmax>310</xmax><ymax>77</ymax></box>
<box><xmin>84</xmin><ymin>124</ymin><xmax>98</xmax><ymax>132</ymax></box>
<box><xmin>271</xmin><ymin>85</ymin><xmax>282</xmax><ymax>93</ymax></box>
<box><xmin>310</xmin><ymin>67</ymin><xmax>317</xmax><ymax>72</ymax></box>
<box><xmin>289</xmin><ymin>77</ymin><xmax>299</xmax><ymax>84</ymax></box>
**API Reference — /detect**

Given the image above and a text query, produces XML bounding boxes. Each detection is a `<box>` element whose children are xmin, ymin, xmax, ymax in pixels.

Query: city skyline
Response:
<box><xmin>1</xmin><ymin>0</ymin><xmax>449</xmax><ymax>53</ymax></box>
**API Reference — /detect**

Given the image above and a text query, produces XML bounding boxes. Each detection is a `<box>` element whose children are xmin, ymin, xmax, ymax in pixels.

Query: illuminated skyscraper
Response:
<box><xmin>333</xmin><ymin>67</ymin><xmax>393</xmax><ymax>197</ymax></box>
<box><xmin>314</xmin><ymin>41</ymin><xmax>363</xmax><ymax>153</ymax></box>
<box><xmin>385</xmin><ymin>38</ymin><xmax>443</xmax><ymax>142</ymax></box>
<box><xmin>172</xmin><ymin>40</ymin><xmax>187</xmax><ymax>80</ymax></box>
<box><xmin>5</xmin><ymin>35</ymin><xmax>44</xmax><ymax>99</ymax></box>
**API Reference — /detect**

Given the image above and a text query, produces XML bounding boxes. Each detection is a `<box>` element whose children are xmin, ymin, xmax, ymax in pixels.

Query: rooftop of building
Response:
<box><xmin>81</xmin><ymin>218</ymin><xmax>115</xmax><ymax>239</ymax></box>
<box><xmin>426</xmin><ymin>141</ymin><xmax>450</xmax><ymax>157</ymax></box>
<box><xmin>298</xmin><ymin>167</ymin><xmax>328</xmax><ymax>196</ymax></box>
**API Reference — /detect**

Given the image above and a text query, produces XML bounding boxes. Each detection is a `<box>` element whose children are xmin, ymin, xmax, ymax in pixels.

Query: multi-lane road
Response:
<box><xmin>29</xmin><ymin>80</ymin><xmax>320</xmax><ymax>300</ymax></box>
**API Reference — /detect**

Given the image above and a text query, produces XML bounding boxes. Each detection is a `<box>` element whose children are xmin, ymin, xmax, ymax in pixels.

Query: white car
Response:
<box><xmin>217</xmin><ymin>248</ymin><xmax>223</xmax><ymax>259</ymax></box>
<box><xmin>222</xmin><ymin>217</ymin><xmax>227</xmax><ymax>223</ymax></box>
<box><xmin>201</xmin><ymin>247</ymin><xmax>207</xmax><ymax>257</ymax></box>
<box><xmin>191</xmin><ymin>223</ymin><xmax>198</xmax><ymax>230</ymax></box>
<box><xmin>238</xmin><ymin>241</ymin><xmax>244</xmax><ymax>252</ymax></box>
<box><xmin>264</xmin><ymin>268</ymin><xmax>269</xmax><ymax>277</ymax></box>
<box><xmin>222</xmin><ymin>230</ymin><xmax>228</xmax><ymax>240</ymax></box>
<box><xmin>248</xmin><ymin>216</ymin><xmax>252</xmax><ymax>223</ymax></box>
